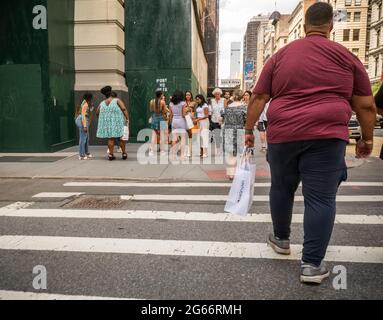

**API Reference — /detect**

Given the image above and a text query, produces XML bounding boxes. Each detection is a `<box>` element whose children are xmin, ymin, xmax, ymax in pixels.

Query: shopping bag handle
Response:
<box><xmin>238</xmin><ymin>146</ymin><xmax>255</xmax><ymax>168</ymax></box>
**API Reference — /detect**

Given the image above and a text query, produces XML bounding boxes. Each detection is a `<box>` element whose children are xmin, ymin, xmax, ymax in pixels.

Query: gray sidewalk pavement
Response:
<box><xmin>0</xmin><ymin>143</ymin><xmax>270</xmax><ymax>181</ymax></box>
<box><xmin>0</xmin><ymin>143</ymin><xmax>369</xmax><ymax>182</ymax></box>
<box><xmin>0</xmin><ymin>130</ymin><xmax>379</xmax><ymax>182</ymax></box>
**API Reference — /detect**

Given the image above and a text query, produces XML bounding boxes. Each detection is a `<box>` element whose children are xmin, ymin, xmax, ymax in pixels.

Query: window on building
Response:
<box><xmin>353</xmin><ymin>29</ymin><xmax>360</xmax><ymax>41</ymax></box>
<box><xmin>355</xmin><ymin>0</ymin><xmax>361</xmax><ymax>6</ymax></box>
<box><xmin>352</xmin><ymin>48</ymin><xmax>359</xmax><ymax>57</ymax></box>
<box><xmin>354</xmin><ymin>12</ymin><xmax>361</xmax><ymax>22</ymax></box>
<box><xmin>345</xmin><ymin>0</ymin><xmax>352</xmax><ymax>6</ymax></box>
<box><xmin>378</xmin><ymin>28</ymin><xmax>381</xmax><ymax>47</ymax></box>
<box><xmin>375</xmin><ymin>56</ymin><xmax>379</xmax><ymax>77</ymax></box>
<box><xmin>347</xmin><ymin>12</ymin><xmax>351</xmax><ymax>22</ymax></box>
<box><xmin>343</xmin><ymin>29</ymin><xmax>350</xmax><ymax>41</ymax></box>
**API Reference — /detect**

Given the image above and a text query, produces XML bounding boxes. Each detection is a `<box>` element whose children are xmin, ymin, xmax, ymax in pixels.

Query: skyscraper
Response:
<box><xmin>243</xmin><ymin>15</ymin><xmax>269</xmax><ymax>90</ymax></box>
<box><xmin>230</xmin><ymin>42</ymin><xmax>241</xmax><ymax>79</ymax></box>
<box><xmin>204</xmin><ymin>0</ymin><xmax>219</xmax><ymax>89</ymax></box>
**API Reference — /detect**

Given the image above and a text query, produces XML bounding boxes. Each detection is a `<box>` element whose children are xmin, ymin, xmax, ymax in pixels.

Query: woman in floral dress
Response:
<box><xmin>97</xmin><ymin>86</ymin><xmax>129</xmax><ymax>161</ymax></box>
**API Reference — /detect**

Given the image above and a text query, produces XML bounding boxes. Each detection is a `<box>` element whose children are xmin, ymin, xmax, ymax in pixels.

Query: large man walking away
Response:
<box><xmin>245</xmin><ymin>2</ymin><xmax>376</xmax><ymax>284</ymax></box>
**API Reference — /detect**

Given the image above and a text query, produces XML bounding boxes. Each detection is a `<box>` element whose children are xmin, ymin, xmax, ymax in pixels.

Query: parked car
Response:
<box><xmin>377</xmin><ymin>114</ymin><xmax>383</xmax><ymax>129</ymax></box>
<box><xmin>348</xmin><ymin>113</ymin><xmax>361</xmax><ymax>142</ymax></box>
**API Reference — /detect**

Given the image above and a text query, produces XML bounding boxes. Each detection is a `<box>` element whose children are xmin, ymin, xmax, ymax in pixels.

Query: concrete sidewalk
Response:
<box><xmin>0</xmin><ymin>143</ymin><xmax>271</xmax><ymax>181</ymax></box>
<box><xmin>0</xmin><ymin>138</ymin><xmax>377</xmax><ymax>181</ymax></box>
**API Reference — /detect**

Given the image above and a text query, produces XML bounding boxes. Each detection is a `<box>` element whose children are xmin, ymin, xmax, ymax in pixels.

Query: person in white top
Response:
<box><xmin>256</xmin><ymin>101</ymin><xmax>270</xmax><ymax>151</ymax></box>
<box><xmin>210</xmin><ymin>88</ymin><xmax>226</xmax><ymax>154</ymax></box>
<box><xmin>194</xmin><ymin>94</ymin><xmax>210</xmax><ymax>158</ymax></box>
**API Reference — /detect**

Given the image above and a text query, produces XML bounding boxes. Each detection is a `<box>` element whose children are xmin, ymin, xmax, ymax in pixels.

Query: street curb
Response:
<box><xmin>0</xmin><ymin>176</ymin><xmax>241</xmax><ymax>183</ymax></box>
<box><xmin>0</xmin><ymin>155</ymin><xmax>368</xmax><ymax>182</ymax></box>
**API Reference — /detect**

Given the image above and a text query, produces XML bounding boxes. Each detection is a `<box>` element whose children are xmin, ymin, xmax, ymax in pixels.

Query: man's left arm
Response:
<box><xmin>351</xmin><ymin>95</ymin><xmax>377</xmax><ymax>158</ymax></box>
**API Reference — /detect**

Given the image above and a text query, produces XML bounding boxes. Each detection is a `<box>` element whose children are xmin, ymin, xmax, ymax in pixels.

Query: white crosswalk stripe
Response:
<box><xmin>64</xmin><ymin>181</ymin><xmax>383</xmax><ymax>188</ymax></box>
<box><xmin>32</xmin><ymin>192</ymin><xmax>83</xmax><ymax>198</ymax></box>
<box><xmin>122</xmin><ymin>194</ymin><xmax>383</xmax><ymax>202</ymax></box>
<box><xmin>0</xmin><ymin>235</ymin><xmax>382</xmax><ymax>264</ymax></box>
<box><xmin>1</xmin><ymin>180</ymin><xmax>382</xmax><ymax>299</ymax></box>
<box><xmin>0</xmin><ymin>290</ymin><xmax>134</xmax><ymax>300</ymax></box>
<box><xmin>0</xmin><ymin>206</ymin><xmax>381</xmax><ymax>225</ymax></box>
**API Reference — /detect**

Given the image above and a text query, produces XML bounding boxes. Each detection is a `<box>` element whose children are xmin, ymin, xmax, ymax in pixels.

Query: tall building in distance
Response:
<box><xmin>368</xmin><ymin>0</ymin><xmax>383</xmax><ymax>83</ymax></box>
<box><xmin>273</xmin><ymin>14</ymin><xmax>290</xmax><ymax>52</ymax></box>
<box><xmin>288</xmin><ymin>0</ymin><xmax>317</xmax><ymax>42</ymax></box>
<box><xmin>255</xmin><ymin>19</ymin><xmax>270</xmax><ymax>80</ymax></box>
<box><xmin>204</xmin><ymin>0</ymin><xmax>219</xmax><ymax>89</ymax></box>
<box><xmin>243</xmin><ymin>15</ymin><xmax>269</xmax><ymax>90</ymax></box>
<box><xmin>230</xmin><ymin>42</ymin><xmax>241</xmax><ymax>79</ymax></box>
<box><xmin>323</xmin><ymin>0</ymin><xmax>369</xmax><ymax>67</ymax></box>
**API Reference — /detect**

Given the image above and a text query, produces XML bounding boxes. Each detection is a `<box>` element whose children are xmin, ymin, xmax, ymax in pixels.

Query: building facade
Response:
<box><xmin>0</xmin><ymin>0</ymin><xmax>211</xmax><ymax>151</ymax></box>
<box><xmin>74</xmin><ymin>0</ymin><xmax>128</xmax><ymax>144</ymax></box>
<box><xmin>255</xmin><ymin>19</ymin><xmax>270</xmax><ymax>80</ymax></box>
<box><xmin>368</xmin><ymin>0</ymin><xmax>383</xmax><ymax>83</ymax></box>
<box><xmin>323</xmin><ymin>0</ymin><xmax>369</xmax><ymax>66</ymax></box>
<box><xmin>288</xmin><ymin>0</ymin><xmax>318</xmax><ymax>42</ymax></box>
<box><xmin>0</xmin><ymin>0</ymin><xmax>75</xmax><ymax>152</ymax></box>
<box><xmin>273</xmin><ymin>14</ymin><xmax>290</xmax><ymax>52</ymax></box>
<box><xmin>230</xmin><ymin>42</ymin><xmax>241</xmax><ymax>79</ymax></box>
<box><xmin>125</xmin><ymin>0</ymin><xmax>208</xmax><ymax>138</ymax></box>
<box><xmin>243</xmin><ymin>15</ymin><xmax>269</xmax><ymax>90</ymax></box>
<box><xmin>204</xmin><ymin>0</ymin><xmax>219</xmax><ymax>89</ymax></box>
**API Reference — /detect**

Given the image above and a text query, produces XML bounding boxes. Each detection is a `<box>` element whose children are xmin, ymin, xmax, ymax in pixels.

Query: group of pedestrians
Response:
<box><xmin>75</xmin><ymin>86</ymin><xmax>129</xmax><ymax>161</ymax></box>
<box><xmin>147</xmin><ymin>88</ymin><xmax>268</xmax><ymax>177</ymax></box>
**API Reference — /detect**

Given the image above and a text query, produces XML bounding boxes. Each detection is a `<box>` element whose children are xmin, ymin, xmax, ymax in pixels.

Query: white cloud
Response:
<box><xmin>218</xmin><ymin>0</ymin><xmax>300</xmax><ymax>79</ymax></box>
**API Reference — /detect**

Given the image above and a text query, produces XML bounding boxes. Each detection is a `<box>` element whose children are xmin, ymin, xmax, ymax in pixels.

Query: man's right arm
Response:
<box><xmin>351</xmin><ymin>95</ymin><xmax>377</xmax><ymax>158</ymax></box>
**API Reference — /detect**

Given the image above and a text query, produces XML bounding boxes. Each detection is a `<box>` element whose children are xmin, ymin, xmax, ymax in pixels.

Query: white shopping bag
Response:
<box><xmin>224</xmin><ymin>148</ymin><xmax>256</xmax><ymax>216</ymax></box>
<box><xmin>185</xmin><ymin>114</ymin><xmax>194</xmax><ymax>130</ymax></box>
<box><xmin>122</xmin><ymin>123</ymin><xmax>130</xmax><ymax>141</ymax></box>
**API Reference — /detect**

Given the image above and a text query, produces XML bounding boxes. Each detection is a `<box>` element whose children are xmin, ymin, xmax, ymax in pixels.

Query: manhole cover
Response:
<box><xmin>63</xmin><ymin>195</ymin><xmax>126</xmax><ymax>209</ymax></box>
<box><xmin>0</xmin><ymin>156</ymin><xmax>66</xmax><ymax>163</ymax></box>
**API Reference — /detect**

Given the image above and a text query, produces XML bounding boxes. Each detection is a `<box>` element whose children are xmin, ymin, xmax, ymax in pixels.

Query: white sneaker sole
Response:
<box><xmin>300</xmin><ymin>271</ymin><xmax>330</xmax><ymax>284</ymax></box>
<box><xmin>267</xmin><ymin>239</ymin><xmax>291</xmax><ymax>255</ymax></box>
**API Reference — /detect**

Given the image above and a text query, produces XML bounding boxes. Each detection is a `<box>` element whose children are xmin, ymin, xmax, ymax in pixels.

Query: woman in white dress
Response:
<box><xmin>194</xmin><ymin>94</ymin><xmax>210</xmax><ymax>158</ymax></box>
<box><xmin>210</xmin><ymin>88</ymin><xmax>226</xmax><ymax>155</ymax></box>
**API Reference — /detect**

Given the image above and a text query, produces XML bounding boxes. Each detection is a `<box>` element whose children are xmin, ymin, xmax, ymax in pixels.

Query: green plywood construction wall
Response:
<box><xmin>125</xmin><ymin>0</ymin><xmax>194</xmax><ymax>139</ymax></box>
<box><xmin>0</xmin><ymin>0</ymin><xmax>74</xmax><ymax>152</ymax></box>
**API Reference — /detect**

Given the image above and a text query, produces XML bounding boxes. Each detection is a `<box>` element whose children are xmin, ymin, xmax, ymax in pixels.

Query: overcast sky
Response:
<box><xmin>219</xmin><ymin>0</ymin><xmax>300</xmax><ymax>79</ymax></box>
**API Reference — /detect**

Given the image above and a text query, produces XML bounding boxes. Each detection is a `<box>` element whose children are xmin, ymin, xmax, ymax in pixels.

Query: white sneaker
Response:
<box><xmin>86</xmin><ymin>154</ymin><xmax>93</xmax><ymax>159</ymax></box>
<box><xmin>79</xmin><ymin>156</ymin><xmax>88</xmax><ymax>160</ymax></box>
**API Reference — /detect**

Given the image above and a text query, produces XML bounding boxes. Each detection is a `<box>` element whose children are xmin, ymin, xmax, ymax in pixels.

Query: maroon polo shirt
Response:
<box><xmin>253</xmin><ymin>34</ymin><xmax>372</xmax><ymax>144</ymax></box>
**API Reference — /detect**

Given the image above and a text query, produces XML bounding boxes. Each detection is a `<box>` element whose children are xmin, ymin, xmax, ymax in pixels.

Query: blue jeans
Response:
<box><xmin>267</xmin><ymin>139</ymin><xmax>348</xmax><ymax>266</ymax></box>
<box><xmin>77</xmin><ymin>118</ymin><xmax>89</xmax><ymax>157</ymax></box>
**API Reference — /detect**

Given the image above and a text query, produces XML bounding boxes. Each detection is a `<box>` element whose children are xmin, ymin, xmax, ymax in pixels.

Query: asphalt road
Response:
<box><xmin>0</xmin><ymin>158</ymin><xmax>382</xmax><ymax>300</ymax></box>
<box><xmin>374</xmin><ymin>128</ymin><xmax>383</xmax><ymax>137</ymax></box>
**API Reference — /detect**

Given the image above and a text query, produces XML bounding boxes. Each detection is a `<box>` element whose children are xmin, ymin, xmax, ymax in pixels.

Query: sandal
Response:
<box><xmin>122</xmin><ymin>153</ymin><xmax>128</xmax><ymax>160</ymax></box>
<box><xmin>108</xmin><ymin>154</ymin><xmax>116</xmax><ymax>161</ymax></box>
